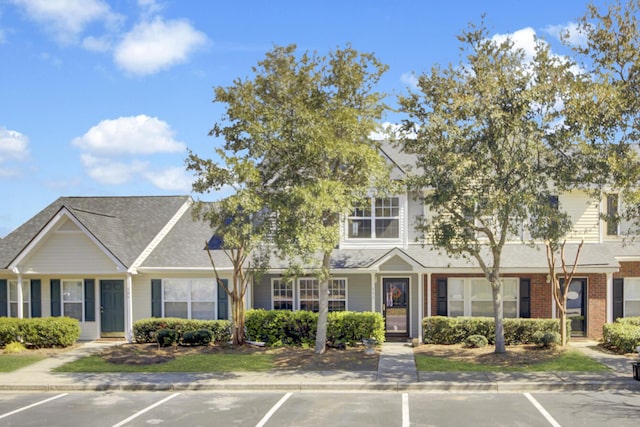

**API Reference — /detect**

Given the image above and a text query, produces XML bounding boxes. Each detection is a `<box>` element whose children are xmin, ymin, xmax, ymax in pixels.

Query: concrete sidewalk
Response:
<box><xmin>0</xmin><ymin>340</ymin><xmax>638</xmax><ymax>392</ymax></box>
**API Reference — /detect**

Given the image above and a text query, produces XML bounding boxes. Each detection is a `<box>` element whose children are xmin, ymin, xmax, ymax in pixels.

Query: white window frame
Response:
<box><xmin>447</xmin><ymin>277</ymin><xmax>519</xmax><ymax>318</ymax></box>
<box><xmin>297</xmin><ymin>278</ymin><xmax>348</xmax><ymax>312</ymax></box>
<box><xmin>623</xmin><ymin>278</ymin><xmax>640</xmax><ymax>317</ymax></box>
<box><xmin>271</xmin><ymin>278</ymin><xmax>294</xmax><ymax>310</ymax></box>
<box><xmin>8</xmin><ymin>279</ymin><xmax>30</xmax><ymax>318</ymax></box>
<box><xmin>271</xmin><ymin>278</ymin><xmax>348</xmax><ymax>312</ymax></box>
<box><xmin>162</xmin><ymin>278</ymin><xmax>217</xmax><ymax>320</ymax></box>
<box><xmin>347</xmin><ymin>197</ymin><xmax>401</xmax><ymax>240</ymax></box>
<box><xmin>62</xmin><ymin>279</ymin><xmax>84</xmax><ymax>321</ymax></box>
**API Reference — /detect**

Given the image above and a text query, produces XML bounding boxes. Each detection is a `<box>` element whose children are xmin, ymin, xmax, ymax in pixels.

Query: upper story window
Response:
<box><xmin>348</xmin><ymin>197</ymin><xmax>400</xmax><ymax>239</ymax></box>
<box><xmin>606</xmin><ymin>193</ymin><xmax>619</xmax><ymax>236</ymax></box>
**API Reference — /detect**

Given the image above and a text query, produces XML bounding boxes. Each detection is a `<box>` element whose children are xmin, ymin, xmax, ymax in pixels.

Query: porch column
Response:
<box><xmin>426</xmin><ymin>272</ymin><xmax>432</xmax><ymax>317</ymax></box>
<box><xmin>125</xmin><ymin>274</ymin><xmax>134</xmax><ymax>342</ymax></box>
<box><xmin>418</xmin><ymin>272</ymin><xmax>427</xmax><ymax>341</ymax></box>
<box><xmin>606</xmin><ymin>272</ymin><xmax>613</xmax><ymax>324</ymax></box>
<box><xmin>370</xmin><ymin>273</ymin><xmax>375</xmax><ymax>311</ymax></box>
<box><xmin>16</xmin><ymin>274</ymin><xmax>24</xmax><ymax>318</ymax></box>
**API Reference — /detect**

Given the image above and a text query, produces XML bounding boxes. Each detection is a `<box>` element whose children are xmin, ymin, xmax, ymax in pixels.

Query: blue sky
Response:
<box><xmin>0</xmin><ymin>0</ymin><xmax>608</xmax><ymax>237</ymax></box>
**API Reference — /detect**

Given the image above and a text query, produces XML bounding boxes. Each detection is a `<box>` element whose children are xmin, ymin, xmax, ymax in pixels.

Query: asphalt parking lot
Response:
<box><xmin>0</xmin><ymin>390</ymin><xmax>638</xmax><ymax>427</ymax></box>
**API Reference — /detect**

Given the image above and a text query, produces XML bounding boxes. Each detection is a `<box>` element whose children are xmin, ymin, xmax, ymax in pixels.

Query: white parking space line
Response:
<box><xmin>524</xmin><ymin>393</ymin><xmax>561</xmax><ymax>427</ymax></box>
<box><xmin>112</xmin><ymin>392</ymin><xmax>181</xmax><ymax>427</ymax></box>
<box><xmin>0</xmin><ymin>393</ymin><xmax>68</xmax><ymax>420</ymax></box>
<box><xmin>255</xmin><ymin>392</ymin><xmax>293</xmax><ymax>427</ymax></box>
<box><xmin>402</xmin><ymin>393</ymin><xmax>410</xmax><ymax>427</ymax></box>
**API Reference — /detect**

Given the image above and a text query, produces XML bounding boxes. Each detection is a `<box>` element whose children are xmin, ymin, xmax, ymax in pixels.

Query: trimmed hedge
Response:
<box><xmin>0</xmin><ymin>317</ymin><xmax>80</xmax><ymax>348</ymax></box>
<box><xmin>603</xmin><ymin>322</ymin><xmax>640</xmax><ymax>354</ymax></box>
<box><xmin>245</xmin><ymin>309</ymin><xmax>385</xmax><ymax>347</ymax></box>
<box><xmin>133</xmin><ymin>318</ymin><xmax>231</xmax><ymax>344</ymax></box>
<box><xmin>423</xmin><ymin>316</ymin><xmax>569</xmax><ymax>345</ymax></box>
<box><xmin>616</xmin><ymin>316</ymin><xmax>640</xmax><ymax>327</ymax></box>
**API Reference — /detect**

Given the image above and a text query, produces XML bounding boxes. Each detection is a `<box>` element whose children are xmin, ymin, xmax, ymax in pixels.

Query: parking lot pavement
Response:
<box><xmin>1</xmin><ymin>390</ymin><xmax>639</xmax><ymax>427</ymax></box>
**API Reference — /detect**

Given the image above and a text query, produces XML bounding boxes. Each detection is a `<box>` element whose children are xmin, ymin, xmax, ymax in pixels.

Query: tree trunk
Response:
<box><xmin>314</xmin><ymin>252</ymin><xmax>331</xmax><ymax>354</ymax></box>
<box><xmin>231</xmin><ymin>277</ymin><xmax>245</xmax><ymax>346</ymax></box>
<box><xmin>491</xmin><ymin>282</ymin><xmax>506</xmax><ymax>354</ymax></box>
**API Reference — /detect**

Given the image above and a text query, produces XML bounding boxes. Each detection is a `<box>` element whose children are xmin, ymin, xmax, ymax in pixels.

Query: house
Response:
<box><xmin>0</xmin><ymin>147</ymin><xmax>638</xmax><ymax>342</ymax></box>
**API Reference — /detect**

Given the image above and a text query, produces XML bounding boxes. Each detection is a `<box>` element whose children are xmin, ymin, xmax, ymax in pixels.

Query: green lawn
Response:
<box><xmin>0</xmin><ymin>355</ymin><xmax>46</xmax><ymax>372</ymax></box>
<box><xmin>415</xmin><ymin>349</ymin><xmax>609</xmax><ymax>372</ymax></box>
<box><xmin>54</xmin><ymin>353</ymin><xmax>274</xmax><ymax>373</ymax></box>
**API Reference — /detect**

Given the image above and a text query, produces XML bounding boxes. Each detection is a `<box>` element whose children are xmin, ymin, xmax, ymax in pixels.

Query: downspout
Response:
<box><xmin>418</xmin><ymin>272</ymin><xmax>426</xmax><ymax>341</ymax></box>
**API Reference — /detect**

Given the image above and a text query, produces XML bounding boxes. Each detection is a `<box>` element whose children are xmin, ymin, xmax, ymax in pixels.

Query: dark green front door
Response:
<box><xmin>101</xmin><ymin>280</ymin><xmax>124</xmax><ymax>337</ymax></box>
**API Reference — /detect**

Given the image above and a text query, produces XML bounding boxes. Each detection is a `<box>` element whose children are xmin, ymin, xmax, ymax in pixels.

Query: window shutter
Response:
<box><xmin>50</xmin><ymin>279</ymin><xmax>61</xmax><ymax>317</ymax></box>
<box><xmin>84</xmin><ymin>279</ymin><xmax>95</xmax><ymax>322</ymax></box>
<box><xmin>613</xmin><ymin>278</ymin><xmax>624</xmax><ymax>321</ymax></box>
<box><xmin>151</xmin><ymin>279</ymin><xmax>162</xmax><ymax>317</ymax></box>
<box><xmin>0</xmin><ymin>279</ymin><xmax>7</xmax><ymax>317</ymax></box>
<box><xmin>30</xmin><ymin>279</ymin><xmax>42</xmax><ymax>318</ymax></box>
<box><xmin>519</xmin><ymin>278</ymin><xmax>531</xmax><ymax>318</ymax></box>
<box><xmin>436</xmin><ymin>278</ymin><xmax>448</xmax><ymax>316</ymax></box>
<box><xmin>217</xmin><ymin>279</ymin><xmax>229</xmax><ymax>320</ymax></box>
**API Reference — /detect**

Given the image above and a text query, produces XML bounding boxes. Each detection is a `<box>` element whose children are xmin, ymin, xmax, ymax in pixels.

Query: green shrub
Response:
<box><xmin>156</xmin><ymin>328</ymin><xmax>178</xmax><ymax>347</ymax></box>
<box><xmin>245</xmin><ymin>309</ymin><xmax>385</xmax><ymax>347</ymax></box>
<box><xmin>464</xmin><ymin>334</ymin><xmax>488</xmax><ymax>348</ymax></box>
<box><xmin>3</xmin><ymin>341</ymin><xmax>26</xmax><ymax>354</ymax></box>
<box><xmin>603</xmin><ymin>322</ymin><xmax>640</xmax><ymax>354</ymax></box>
<box><xmin>532</xmin><ymin>331</ymin><xmax>560</xmax><ymax>348</ymax></box>
<box><xmin>133</xmin><ymin>318</ymin><xmax>231</xmax><ymax>344</ymax></box>
<box><xmin>0</xmin><ymin>317</ymin><xmax>79</xmax><ymax>348</ymax></box>
<box><xmin>616</xmin><ymin>316</ymin><xmax>640</xmax><ymax>327</ymax></box>
<box><xmin>181</xmin><ymin>329</ymin><xmax>212</xmax><ymax>346</ymax></box>
<box><xmin>423</xmin><ymin>317</ymin><xmax>568</xmax><ymax>345</ymax></box>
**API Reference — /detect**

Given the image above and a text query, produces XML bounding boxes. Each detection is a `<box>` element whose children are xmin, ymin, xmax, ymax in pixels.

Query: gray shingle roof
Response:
<box><xmin>0</xmin><ymin>196</ymin><xmax>191</xmax><ymax>268</ymax></box>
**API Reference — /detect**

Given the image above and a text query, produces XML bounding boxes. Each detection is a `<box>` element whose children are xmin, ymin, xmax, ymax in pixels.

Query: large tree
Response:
<box><xmin>204</xmin><ymin>44</ymin><xmax>390</xmax><ymax>354</ymax></box>
<box><xmin>397</xmin><ymin>21</ymin><xmax>580</xmax><ymax>353</ymax></box>
<box><xmin>186</xmin><ymin>152</ymin><xmax>270</xmax><ymax>346</ymax></box>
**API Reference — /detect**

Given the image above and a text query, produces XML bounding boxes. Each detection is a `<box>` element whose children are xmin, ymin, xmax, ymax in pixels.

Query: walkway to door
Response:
<box><xmin>377</xmin><ymin>342</ymin><xmax>418</xmax><ymax>382</ymax></box>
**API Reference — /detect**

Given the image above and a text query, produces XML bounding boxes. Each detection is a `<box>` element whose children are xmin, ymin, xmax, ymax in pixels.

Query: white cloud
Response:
<box><xmin>143</xmin><ymin>166</ymin><xmax>193</xmax><ymax>191</ymax></box>
<box><xmin>10</xmin><ymin>0</ymin><xmax>123</xmax><ymax>44</ymax></box>
<box><xmin>114</xmin><ymin>17</ymin><xmax>207</xmax><ymax>75</ymax></box>
<box><xmin>80</xmin><ymin>153</ymin><xmax>148</xmax><ymax>185</ymax></box>
<box><xmin>492</xmin><ymin>27</ymin><xmax>539</xmax><ymax>61</ymax></box>
<box><xmin>401</xmin><ymin>72</ymin><xmax>419</xmax><ymax>89</ymax></box>
<box><xmin>72</xmin><ymin>115</ymin><xmax>186</xmax><ymax>155</ymax></box>
<box><xmin>0</xmin><ymin>127</ymin><xmax>29</xmax><ymax>162</ymax></box>
<box><xmin>546</xmin><ymin>22</ymin><xmax>588</xmax><ymax>47</ymax></box>
<box><xmin>82</xmin><ymin>35</ymin><xmax>112</xmax><ymax>52</ymax></box>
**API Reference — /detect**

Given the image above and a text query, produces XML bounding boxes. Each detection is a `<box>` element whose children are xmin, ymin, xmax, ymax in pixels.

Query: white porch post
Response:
<box><xmin>426</xmin><ymin>272</ymin><xmax>432</xmax><ymax>317</ymax></box>
<box><xmin>370</xmin><ymin>273</ymin><xmax>376</xmax><ymax>311</ymax></box>
<box><xmin>16</xmin><ymin>274</ymin><xmax>24</xmax><ymax>319</ymax></box>
<box><xmin>606</xmin><ymin>272</ymin><xmax>613</xmax><ymax>324</ymax></box>
<box><xmin>125</xmin><ymin>274</ymin><xmax>134</xmax><ymax>342</ymax></box>
<box><xmin>418</xmin><ymin>272</ymin><xmax>426</xmax><ymax>341</ymax></box>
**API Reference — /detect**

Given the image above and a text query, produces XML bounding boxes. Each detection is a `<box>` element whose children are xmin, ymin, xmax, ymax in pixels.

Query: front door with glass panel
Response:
<box><xmin>566</xmin><ymin>278</ymin><xmax>587</xmax><ymax>336</ymax></box>
<box><xmin>383</xmin><ymin>278</ymin><xmax>409</xmax><ymax>337</ymax></box>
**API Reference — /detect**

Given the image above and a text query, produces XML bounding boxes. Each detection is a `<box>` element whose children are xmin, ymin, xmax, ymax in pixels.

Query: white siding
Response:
<box><xmin>562</xmin><ymin>191</ymin><xmax>600</xmax><ymax>242</ymax></box>
<box><xmin>407</xmin><ymin>193</ymin><xmax>425</xmax><ymax>243</ymax></box>
<box><xmin>21</xmin><ymin>227</ymin><xmax>120</xmax><ymax>275</ymax></box>
<box><xmin>379</xmin><ymin>255</ymin><xmax>413</xmax><ymax>272</ymax></box>
<box><xmin>132</xmin><ymin>276</ymin><xmax>151</xmax><ymax>321</ymax></box>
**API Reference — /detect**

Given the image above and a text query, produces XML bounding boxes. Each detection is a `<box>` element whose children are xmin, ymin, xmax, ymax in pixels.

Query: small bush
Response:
<box><xmin>616</xmin><ymin>317</ymin><xmax>640</xmax><ymax>327</ymax></box>
<box><xmin>181</xmin><ymin>329</ymin><xmax>212</xmax><ymax>346</ymax></box>
<box><xmin>532</xmin><ymin>331</ymin><xmax>560</xmax><ymax>348</ymax></box>
<box><xmin>464</xmin><ymin>334</ymin><xmax>488</xmax><ymax>348</ymax></box>
<box><xmin>3</xmin><ymin>342</ymin><xmax>26</xmax><ymax>354</ymax></box>
<box><xmin>133</xmin><ymin>318</ymin><xmax>231</xmax><ymax>344</ymax></box>
<box><xmin>603</xmin><ymin>322</ymin><xmax>640</xmax><ymax>354</ymax></box>
<box><xmin>156</xmin><ymin>329</ymin><xmax>178</xmax><ymax>347</ymax></box>
<box><xmin>0</xmin><ymin>317</ymin><xmax>79</xmax><ymax>348</ymax></box>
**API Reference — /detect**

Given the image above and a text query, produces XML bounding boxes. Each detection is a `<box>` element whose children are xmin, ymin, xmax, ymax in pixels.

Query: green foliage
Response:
<box><xmin>3</xmin><ymin>341</ymin><xmax>26</xmax><ymax>354</ymax></box>
<box><xmin>617</xmin><ymin>316</ymin><xmax>640</xmax><ymax>326</ymax></box>
<box><xmin>181</xmin><ymin>329</ymin><xmax>213</xmax><ymax>346</ymax></box>
<box><xmin>532</xmin><ymin>331</ymin><xmax>561</xmax><ymax>349</ymax></box>
<box><xmin>156</xmin><ymin>328</ymin><xmax>178</xmax><ymax>347</ymax></box>
<box><xmin>602</xmin><ymin>322</ymin><xmax>640</xmax><ymax>354</ymax></box>
<box><xmin>0</xmin><ymin>317</ymin><xmax>79</xmax><ymax>348</ymax></box>
<box><xmin>423</xmin><ymin>317</ymin><xmax>567</xmax><ymax>345</ymax></box>
<box><xmin>464</xmin><ymin>334</ymin><xmax>489</xmax><ymax>348</ymax></box>
<box><xmin>133</xmin><ymin>318</ymin><xmax>231</xmax><ymax>344</ymax></box>
<box><xmin>245</xmin><ymin>309</ymin><xmax>385</xmax><ymax>347</ymax></box>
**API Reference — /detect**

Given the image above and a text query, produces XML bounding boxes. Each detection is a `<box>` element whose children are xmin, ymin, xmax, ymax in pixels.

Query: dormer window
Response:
<box><xmin>348</xmin><ymin>197</ymin><xmax>400</xmax><ymax>239</ymax></box>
